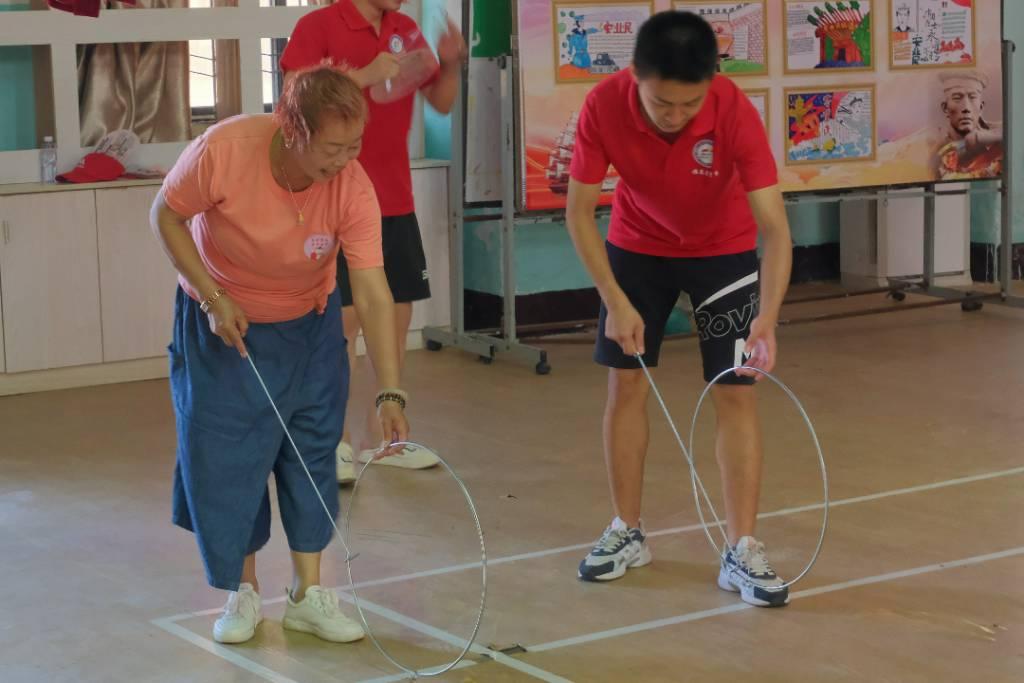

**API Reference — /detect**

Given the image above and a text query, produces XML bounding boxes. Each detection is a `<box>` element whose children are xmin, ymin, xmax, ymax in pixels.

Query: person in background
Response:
<box><xmin>282</xmin><ymin>0</ymin><xmax>466</xmax><ymax>481</ymax></box>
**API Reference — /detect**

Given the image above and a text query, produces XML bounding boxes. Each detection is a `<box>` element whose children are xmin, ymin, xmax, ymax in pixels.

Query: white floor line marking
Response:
<box><xmin>528</xmin><ymin>546</ymin><xmax>1024</xmax><ymax>653</ymax></box>
<box><xmin>335</xmin><ymin>592</ymin><xmax>575</xmax><ymax>683</ymax></box>
<box><xmin>153</xmin><ymin>598</ymin><xmax>572</xmax><ymax>683</ymax></box>
<box><xmin>151</xmin><ymin>617</ymin><xmax>304</xmax><ymax>683</ymax></box>
<box><xmin>159</xmin><ymin>465</ymin><xmax>1024</xmax><ymax>623</ymax></box>
<box><xmin>160</xmin><ymin>540</ymin><xmax>1021</xmax><ymax>683</ymax></box>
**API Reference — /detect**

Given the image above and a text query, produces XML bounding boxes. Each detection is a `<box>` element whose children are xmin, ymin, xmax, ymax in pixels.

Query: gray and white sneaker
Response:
<box><xmin>578</xmin><ymin>517</ymin><xmax>652</xmax><ymax>582</ymax></box>
<box><xmin>718</xmin><ymin>536</ymin><xmax>789</xmax><ymax>607</ymax></box>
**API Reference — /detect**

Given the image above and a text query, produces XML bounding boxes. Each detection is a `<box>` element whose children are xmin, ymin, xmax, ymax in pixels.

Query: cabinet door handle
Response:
<box><xmin>2</xmin><ymin>220</ymin><xmax>8</xmax><ymax>245</ymax></box>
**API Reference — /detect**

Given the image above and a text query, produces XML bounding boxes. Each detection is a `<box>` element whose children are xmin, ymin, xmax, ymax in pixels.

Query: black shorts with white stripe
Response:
<box><xmin>336</xmin><ymin>212</ymin><xmax>431</xmax><ymax>307</ymax></box>
<box><xmin>594</xmin><ymin>242</ymin><xmax>759</xmax><ymax>385</ymax></box>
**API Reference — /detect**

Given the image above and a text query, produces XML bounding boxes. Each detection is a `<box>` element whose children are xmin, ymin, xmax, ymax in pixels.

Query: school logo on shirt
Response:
<box><xmin>693</xmin><ymin>139</ymin><xmax>715</xmax><ymax>168</ymax></box>
<box><xmin>389</xmin><ymin>34</ymin><xmax>405</xmax><ymax>54</ymax></box>
<box><xmin>304</xmin><ymin>234</ymin><xmax>335</xmax><ymax>262</ymax></box>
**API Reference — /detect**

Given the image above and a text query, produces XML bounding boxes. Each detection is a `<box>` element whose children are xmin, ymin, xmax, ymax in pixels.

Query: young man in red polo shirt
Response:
<box><xmin>568</xmin><ymin>11</ymin><xmax>793</xmax><ymax>608</ymax></box>
<box><xmin>281</xmin><ymin>0</ymin><xmax>465</xmax><ymax>479</ymax></box>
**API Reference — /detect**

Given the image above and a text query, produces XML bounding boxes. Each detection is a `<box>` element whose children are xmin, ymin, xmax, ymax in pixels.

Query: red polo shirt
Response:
<box><xmin>281</xmin><ymin>0</ymin><xmax>436</xmax><ymax>217</ymax></box>
<box><xmin>570</xmin><ymin>71</ymin><xmax>777</xmax><ymax>258</ymax></box>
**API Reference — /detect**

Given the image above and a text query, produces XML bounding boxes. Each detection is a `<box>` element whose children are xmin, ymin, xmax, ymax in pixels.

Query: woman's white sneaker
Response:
<box><xmin>283</xmin><ymin>585</ymin><xmax>365</xmax><ymax>643</ymax></box>
<box><xmin>336</xmin><ymin>441</ymin><xmax>357</xmax><ymax>484</ymax></box>
<box><xmin>357</xmin><ymin>443</ymin><xmax>440</xmax><ymax>469</ymax></box>
<box><xmin>213</xmin><ymin>583</ymin><xmax>263</xmax><ymax>644</ymax></box>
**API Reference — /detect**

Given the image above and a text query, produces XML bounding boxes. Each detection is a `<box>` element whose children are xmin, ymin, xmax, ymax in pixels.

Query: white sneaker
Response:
<box><xmin>336</xmin><ymin>441</ymin><xmax>356</xmax><ymax>484</ymax></box>
<box><xmin>357</xmin><ymin>443</ymin><xmax>440</xmax><ymax>470</ymax></box>
<box><xmin>282</xmin><ymin>585</ymin><xmax>365</xmax><ymax>643</ymax></box>
<box><xmin>212</xmin><ymin>583</ymin><xmax>263</xmax><ymax>644</ymax></box>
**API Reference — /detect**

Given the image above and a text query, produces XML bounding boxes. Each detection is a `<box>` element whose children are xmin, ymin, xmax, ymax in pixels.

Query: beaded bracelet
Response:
<box><xmin>375</xmin><ymin>389</ymin><xmax>408</xmax><ymax>411</ymax></box>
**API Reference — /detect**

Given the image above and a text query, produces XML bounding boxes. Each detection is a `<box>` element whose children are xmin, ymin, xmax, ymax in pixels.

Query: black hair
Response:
<box><xmin>633</xmin><ymin>11</ymin><xmax>719</xmax><ymax>84</ymax></box>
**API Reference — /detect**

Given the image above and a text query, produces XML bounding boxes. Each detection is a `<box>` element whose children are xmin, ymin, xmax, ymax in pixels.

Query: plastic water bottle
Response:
<box><xmin>40</xmin><ymin>136</ymin><xmax>57</xmax><ymax>184</ymax></box>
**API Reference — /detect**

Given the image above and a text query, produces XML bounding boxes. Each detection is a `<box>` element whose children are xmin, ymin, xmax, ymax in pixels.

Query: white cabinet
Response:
<box><xmin>0</xmin><ymin>167</ymin><xmax>450</xmax><ymax>390</ymax></box>
<box><xmin>0</xmin><ymin>191</ymin><xmax>103</xmax><ymax>372</ymax></box>
<box><xmin>95</xmin><ymin>186</ymin><xmax>178</xmax><ymax>362</ymax></box>
<box><xmin>839</xmin><ymin>184</ymin><xmax>972</xmax><ymax>289</ymax></box>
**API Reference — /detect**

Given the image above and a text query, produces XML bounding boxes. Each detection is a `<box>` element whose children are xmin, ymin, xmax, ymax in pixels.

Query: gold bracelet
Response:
<box><xmin>200</xmin><ymin>288</ymin><xmax>226</xmax><ymax>313</ymax></box>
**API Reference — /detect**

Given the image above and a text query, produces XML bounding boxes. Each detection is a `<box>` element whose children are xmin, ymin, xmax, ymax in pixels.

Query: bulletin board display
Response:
<box><xmin>513</xmin><ymin>0</ymin><xmax>1003</xmax><ymax>211</ymax></box>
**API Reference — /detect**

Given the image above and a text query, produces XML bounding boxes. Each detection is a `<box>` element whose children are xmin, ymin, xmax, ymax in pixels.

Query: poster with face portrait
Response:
<box><xmin>514</xmin><ymin>0</ymin><xmax>1003</xmax><ymax>210</ymax></box>
<box><xmin>931</xmin><ymin>70</ymin><xmax>1001</xmax><ymax>180</ymax></box>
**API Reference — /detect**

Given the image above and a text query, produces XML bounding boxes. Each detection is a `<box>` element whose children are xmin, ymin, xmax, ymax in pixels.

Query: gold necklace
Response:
<box><xmin>280</xmin><ymin>167</ymin><xmax>318</xmax><ymax>226</ymax></box>
<box><xmin>275</xmin><ymin>135</ymin><xmax>319</xmax><ymax>227</ymax></box>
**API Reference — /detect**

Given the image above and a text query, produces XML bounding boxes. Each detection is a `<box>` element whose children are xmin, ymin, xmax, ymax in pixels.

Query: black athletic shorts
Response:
<box><xmin>595</xmin><ymin>242</ymin><xmax>760</xmax><ymax>385</ymax></box>
<box><xmin>336</xmin><ymin>212</ymin><xmax>431</xmax><ymax>306</ymax></box>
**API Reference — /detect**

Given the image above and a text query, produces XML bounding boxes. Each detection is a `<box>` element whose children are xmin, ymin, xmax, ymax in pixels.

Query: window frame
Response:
<box><xmin>0</xmin><ymin>0</ymin><xmax>430</xmax><ymax>185</ymax></box>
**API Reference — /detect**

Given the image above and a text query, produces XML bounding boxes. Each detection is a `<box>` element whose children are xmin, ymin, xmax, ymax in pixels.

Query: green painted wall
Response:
<box><xmin>464</xmin><ymin>205</ymin><xmax>841</xmax><ymax>297</ymax></box>
<box><xmin>970</xmin><ymin>181</ymin><xmax>1001</xmax><ymax>244</ymax></box>
<box><xmin>1003</xmin><ymin>0</ymin><xmax>1019</xmax><ymax>242</ymax></box>
<box><xmin>1004</xmin><ymin>0</ymin><xmax>1023</xmax><ymax>242</ymax></box>
<box><xmin>788</xmin><ymin>203</ymin><xmax>840</xmax><ymax>246</ymax></box>
<box><xmin>0</xmin><ymin>4</ymin><xmax>37</xmax><ymax>152</ymax></box>
<box><xmin>463</xmin><ymin>216</ymin><xmax>609</xmax><ymax>296</ymax></box>
<box><xmin>422</xmin><ymin>0</ymin><xmax>452</xmax><ymax>160</ymax></box>
<box><xmin>423</xmin><ymin>0</ymin><xmax>513</xmax><ymax>158</ymax></box>
<box><xmin>970</xmin><ymin>3</ymin><xmax>1023</xmax><ymax>243</ymax></box>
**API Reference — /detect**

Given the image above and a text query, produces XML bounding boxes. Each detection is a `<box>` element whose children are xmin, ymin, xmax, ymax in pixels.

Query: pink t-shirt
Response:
<box><xmin>162</xmin><ymin>115</ymin><xmax>383</xmax><ymax>323</ymax></box>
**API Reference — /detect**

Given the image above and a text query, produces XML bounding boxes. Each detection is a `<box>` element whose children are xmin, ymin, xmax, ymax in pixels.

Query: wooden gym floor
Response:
<box><xmin>1</xmin><ymin>289</ymin><xmax>1022</xmax><ymax>682</ymax></box>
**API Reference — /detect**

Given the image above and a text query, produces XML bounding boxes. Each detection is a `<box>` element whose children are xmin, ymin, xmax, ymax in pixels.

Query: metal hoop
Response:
<box><xmin>246</xmin><ymin>354</ymin><xmax>486</xmax><ymax>678</ymax></box>
<box><xmin>345</xmin><ymin>443</ymin><xmax>488</xmax><ymax>679</ymax></box>
<box><xmin>638</xmin><ymin>357</ymin><xmax>828</xmax><ymax>590</ymax></box>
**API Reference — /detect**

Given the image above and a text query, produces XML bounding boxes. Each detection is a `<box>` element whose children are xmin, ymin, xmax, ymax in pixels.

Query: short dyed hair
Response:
<box><xmin>274</xmin><ymin>63</ymin><xmax>367</xmax><ymax>150</ymax></box>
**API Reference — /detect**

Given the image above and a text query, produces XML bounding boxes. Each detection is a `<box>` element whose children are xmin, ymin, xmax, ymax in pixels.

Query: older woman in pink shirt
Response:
<box><xmin>151</xmin><ymin>65</ymin><xmax>406</xmax><ymax>645</ymax></box>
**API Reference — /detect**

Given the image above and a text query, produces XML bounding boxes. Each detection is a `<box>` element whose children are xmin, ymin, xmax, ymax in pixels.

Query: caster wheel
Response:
<box><xmin>961</xmin><ymin>299</ymin><xmax>983</xmax><ymax>312</ymax></box>
<box><xmin>535</xmin><ymin>362</ymin><xmax>551</xmax><ymax>376</ymax></box>
<box><xmin>425</xmin><ymin>340</ymin><xmax>443</xmax><ymax>351</ymax></box>
<box><xmin>889</xmin><ymin>290</ymin><xmax>907</xmax><ymax>302</ymax></box>
<box><xmin>478</xmin><ymin>355</ymin><xmax>494</xmax><ymax>365</ymax></box>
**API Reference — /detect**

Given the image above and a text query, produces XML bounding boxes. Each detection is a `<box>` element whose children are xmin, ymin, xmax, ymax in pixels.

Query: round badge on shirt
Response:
<box><xmin>304</xmin><ymin>234</ymin><xmax>335</xmax><ymax>262</ymax></box>
<box><xmin>389</xmin><ymin>34</ymin><xmax>404</xmax><ymax>54</ymax></box>
<box><xmin>693</xmin><ymin>139</ymin><xmax>715</xmax><ymax>168</ymax></box>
